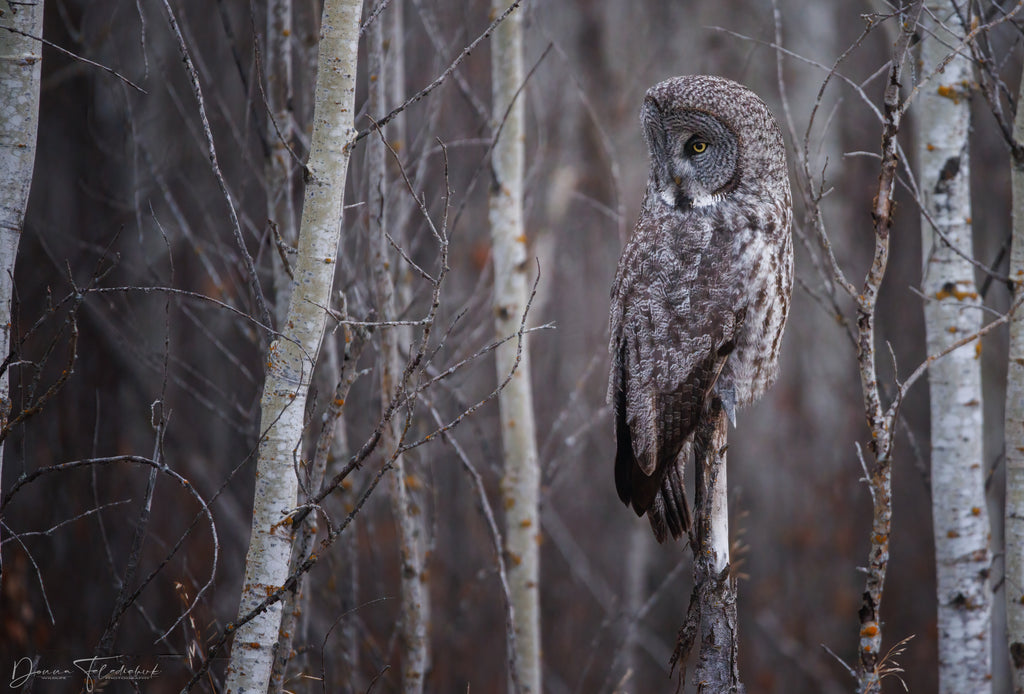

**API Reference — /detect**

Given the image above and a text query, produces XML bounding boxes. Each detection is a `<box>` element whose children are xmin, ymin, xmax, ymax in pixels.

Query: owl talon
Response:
<box><xmin>718</xmin><ymin>383</ymin><xmax>738</xmax><ymax>428</ymax></box>
<box><xmin>722</xmin><ymin>396</ymin><xmax>737</xmax><ymax>428</ymax></box>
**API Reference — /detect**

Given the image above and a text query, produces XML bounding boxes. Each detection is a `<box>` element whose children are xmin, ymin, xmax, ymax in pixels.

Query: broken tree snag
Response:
<box><xmin>672</xmin><ymin>408</ymin><xmax>742</xmax><ymax>693</ymax></box>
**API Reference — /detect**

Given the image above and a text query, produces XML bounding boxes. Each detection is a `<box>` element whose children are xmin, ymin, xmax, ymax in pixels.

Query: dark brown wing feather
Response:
<box><xmin>608</xmin><ymin>198</ymin><xmax>749</xmax><ymax>542</ymax></box>
<box><xmin>609</xmin><ymin>241</ymin><xmax>744</xmax><ymax>542</ymax></box>
<box><xmin>613</xmin><ymin>342</ymin><xmax>728</xmax><ymax>542</ymax></box>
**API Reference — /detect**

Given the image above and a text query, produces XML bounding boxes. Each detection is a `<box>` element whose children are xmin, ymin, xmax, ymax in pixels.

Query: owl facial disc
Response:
<box><xmin>642</xmin><ymin>95</ymin><xmax>739</xmax><ymax>211</ymax></box>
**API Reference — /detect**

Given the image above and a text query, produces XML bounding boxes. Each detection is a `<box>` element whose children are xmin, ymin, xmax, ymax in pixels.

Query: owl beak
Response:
<box><xmin>674</xmin><ymin>192</ymin><xmax>695</xmax><ymax>211</ymax></box>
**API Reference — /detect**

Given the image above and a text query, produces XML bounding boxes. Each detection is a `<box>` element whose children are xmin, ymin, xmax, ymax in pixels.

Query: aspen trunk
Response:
<box><xmin>223</xmin><ymin>0</ymin><xmax>361</xmax><ymax>690</ymax></box>
<box><xmin>264</xmin><ymin>3</ymin><xmax>302</xmax><ymax>689</ymax></box>
<box><xmin>0</xmin><ymin>0</ymin><xmax>44</xmax><ymax>579</ymax></box>
<box><xmin>489</xmin><ymin>2</ymin><xmax>541</xmax><ymax>691</ymax></box>
<box><xmin>369</xmin><ymin>13</ymin><xmax>430</xmax><ymax>692</ymax></box>
<box><xmin>1005</xmin><ymin>59</ymin><xmax>1024</xmax><ymax>694</ymax></box>
<box><xmin>919</xmin><ymin>4</ymin><xmax>992</xmax><ymax>692</ymax></box>
<box><xmin>384</xmin><ymin>0</ymin><xmax>413</xmax><ymax>346</ymax></box>
<box><xmin>267</xmin><ymin>0</ymin><xmax>297</xmax><ymax>326</ymax></box>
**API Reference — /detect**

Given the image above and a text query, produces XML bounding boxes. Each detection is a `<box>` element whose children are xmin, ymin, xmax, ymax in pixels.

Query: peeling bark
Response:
<box><xmin>672</xmin><ymin>411</ymin><xmax>741</xmax><ymax>692</ymax></box>
<box><xmin>693</xmin><ymin>413</ymin><xmax>740</xmax><ymax>693</ymax></box>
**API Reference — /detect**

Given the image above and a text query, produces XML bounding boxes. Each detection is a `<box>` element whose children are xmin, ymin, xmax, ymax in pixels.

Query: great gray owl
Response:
<box><xmin>608</xmin><ymin>75</ymin><xmax>793</xmax><ymax>542</ymax></box>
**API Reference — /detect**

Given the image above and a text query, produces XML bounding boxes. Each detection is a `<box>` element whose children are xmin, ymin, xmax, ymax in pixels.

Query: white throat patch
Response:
<box><xmin>690</xmin><ymin>192</ymin><xmax>722</xmax><ymax>208</ymax></box>
<box><xmin>659</xmin><ymin>186</ymin><xmax>721</xmax><ymax>209</ymax></box>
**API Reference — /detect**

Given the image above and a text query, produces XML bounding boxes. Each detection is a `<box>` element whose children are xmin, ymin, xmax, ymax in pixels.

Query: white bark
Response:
<box><xmin>384</xmin><ymin>0</ymin><xmax>413</xmax><ymax>347</ymax></box>
<box><xmin>267</xmin><ymin>0</ymin><xmax>297</xmax><ymax>326</ymax></box>
<box><xmin>264</xmin><ymin>5</ymin><xmax>300</xmax><ymax>687</ymax></box>
<box><xmin>489</xmin><ymin>3</ymin><xmax>541</xmax><ymax>692</ymax></box>
<box><xmin>1005</xmin><ymin>60</ymin><xmax>1024</xmax><ymax>694</ymax></box>
<box><xmin>0</xmin><ymin>0</ymin><xmax>43</xmax><ymax>578</ymax></box>
<box><xmin>369</xmin><ymin>13</ymin><xmax>430</xmax><ymax>693</ymax></box>
<box><xmin>223</xmin><ymin>0</ymin><xmax>361</xmax><ymax>690</ymax></box>
<box><xmin>919</xmin><ymin>5</ymin><xmax>992</xmax><ymax>692</ymax></box>
<box><xmin>707</xmin><ymin>445</ymin><xmax>729</xmax><ymax>576</ymax></box>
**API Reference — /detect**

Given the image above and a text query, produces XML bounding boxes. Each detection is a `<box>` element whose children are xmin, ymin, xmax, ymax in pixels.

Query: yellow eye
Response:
<box><xmin>689</xmin><ymin>140</ymin><xmax>708</xmax><ymax>155</ymax></box>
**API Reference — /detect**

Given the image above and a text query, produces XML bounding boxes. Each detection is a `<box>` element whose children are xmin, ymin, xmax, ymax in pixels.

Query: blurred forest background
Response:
<box><xmin>1</xmin><ymin>0</ymin><xmax>1021</xmax><ymax>692</ymax></box>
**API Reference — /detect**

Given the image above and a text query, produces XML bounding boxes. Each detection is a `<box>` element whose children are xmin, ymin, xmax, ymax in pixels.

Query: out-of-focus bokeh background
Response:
<box><xmin>1</xmin><ymin>1</ymin><xmax>1019</xmax><ymax>691</ymax></box>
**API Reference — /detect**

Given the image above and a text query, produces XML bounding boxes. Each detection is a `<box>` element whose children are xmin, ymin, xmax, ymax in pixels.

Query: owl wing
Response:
<box><xmin>609</xmin><ymin>218</ymin><xmax>743</xmax><ymax>537</ymax></box>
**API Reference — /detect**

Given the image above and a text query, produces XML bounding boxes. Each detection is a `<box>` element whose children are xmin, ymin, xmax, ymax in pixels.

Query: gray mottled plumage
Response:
<box><xmin>608</xmin><ymin>75</ymin><xmax>793</xmax><ymax>542</ymax></box>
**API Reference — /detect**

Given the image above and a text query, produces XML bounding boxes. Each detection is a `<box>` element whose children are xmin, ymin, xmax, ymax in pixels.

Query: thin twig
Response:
<box><xmin>0</xmin><ymin>24</ymin><xmax>147</xmax><ymax>93</ymax></box>
<box><xmin>0</xmin><ymin>454</ymin><xmax>220</xmax><ymax>643</ymax></box>
<box><xmin>0</xmin><ymin>519</ymin><xmax>55</xmax><ymax>623</ymax></box>
<box><xmin>158</xmin><ymin>0</ymin><xmax>273</xmax><ymax>330</ymax></box>
<box><xmin>352</xmin><ymin>0</ymin><xmax>524</xmax><ymax>143</ymax></box>
<box><xmin>424</xmin><ymin>401</ymin><xmax>522</xmax><ymax>694</ymax></box>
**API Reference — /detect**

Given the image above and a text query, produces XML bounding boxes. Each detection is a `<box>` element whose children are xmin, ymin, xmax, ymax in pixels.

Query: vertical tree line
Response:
<box><xmin>1007</xmin><ymin>58</ymin><xmax>1024</xmax><ymax>694</ymax></box>
<box><xmin>918</xmin><ymin>2</ymin><xmax>992</xmax><ymax>691</ymax></box>
<box><xmin>488</xmin><ymin>1</ymin><xmax>542</xmax><ymax>691</ymax></box>
<box><xmin>0</xmin><ymin>0</ymin><xmax>44</xmax><ymax>580</ymax></box>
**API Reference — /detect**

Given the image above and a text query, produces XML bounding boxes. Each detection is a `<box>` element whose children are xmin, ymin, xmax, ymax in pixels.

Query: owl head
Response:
<box><xmin>640</xmin><ymin>75</ymin><xmax>786</xmax><ymax>211</ymax></box>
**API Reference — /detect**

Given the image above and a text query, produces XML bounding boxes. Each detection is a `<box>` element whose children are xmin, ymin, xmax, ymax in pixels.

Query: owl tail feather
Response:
<box><xmin>647</xmin><ymin>454</ymin><xmax>691</xmax><ymax>543</ymax></box>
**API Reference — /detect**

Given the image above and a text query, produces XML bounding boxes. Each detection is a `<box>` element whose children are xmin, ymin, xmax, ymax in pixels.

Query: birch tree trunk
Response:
<box><xmin>384</xmin><ymin>0</ymin><xmax>413</xmax><ymax>342</ymax></box>
<box><xmin>223</xmin><ymin>0</ymin><xmax>361</xmax><ymax>690</ymax></box>
<box><xmin>489</xmin><ymin>2</ymin><xmax>541</xmax><ymax>691</ymax></box>
<box><xmin>263</xmin><ymin>4</ymin><xmax>302</xmax><ymax>690</ymax></box>
<box><xmin>0</xmin><ymin>0</ymin><xmax>44</xmax><ymax>580</ymax></box>
<box><xmin>369</xmin><ymin>13</ymin><xmax>430</xmax><ymax>693</ymax></box>
<box><xmin>267</xmin><ymin>0</ymin><xmax>297</xmax><ymax>326</ymax></box>
<box><xmin>1005</xmin><ymin>61</ymin><xmax>1024</xmax><ymax>694</ymax></box>
<box><xmin>919</xmin><ymin>4</ymin><xmax>992</xmax><ymax>691</ymax></box>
